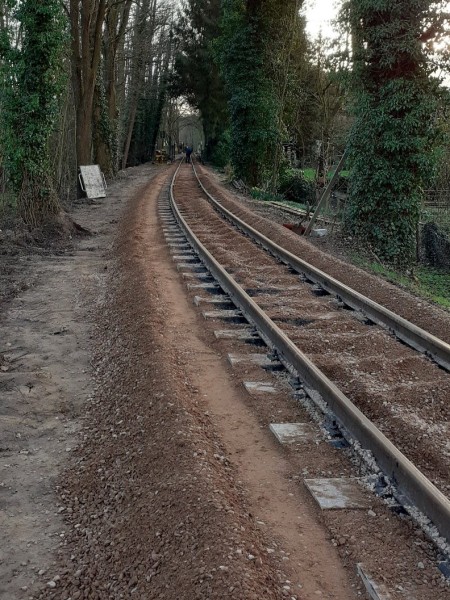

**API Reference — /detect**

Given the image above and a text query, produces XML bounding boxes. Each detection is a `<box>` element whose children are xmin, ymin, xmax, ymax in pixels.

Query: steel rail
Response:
<box><xmin>267</xmin><ymin>201</ymin><xmax>336</xmax><ymax>227</ymax></box>
<box><xmin>191</xmin><ymin>163</ymin><xmax>450</xmax><ymax>372</ymax></box>
<box><xmin>169</xmin><ymin>162</ymin><xmax>450</xmax><ymax>544</ymax></box>
<box><xmin>267</xmin><ymin>201</ymin><xmax>336</xmax><ymax>229</ymax></box>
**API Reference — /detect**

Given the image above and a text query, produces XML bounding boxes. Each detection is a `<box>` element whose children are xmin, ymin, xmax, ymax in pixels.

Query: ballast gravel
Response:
<box><xmin>197</xmin><ymin>165</ymin><xmax>450</xmax><ymax>344</ymax></box>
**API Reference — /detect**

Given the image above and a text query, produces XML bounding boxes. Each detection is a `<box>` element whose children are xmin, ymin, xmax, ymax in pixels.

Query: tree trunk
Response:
<box><xmin>121</xmin><ymin>0</ymin><xmax>156</xmax><ymax>169</ymax></box>
<box><xmin>70</xmin><ymin>0</ymin><xmax>107</xmax><ymax>170</ymax></box>
<box><xmin>93</xmin><ymin>81</ymin><xmax>114</xmax><ymax>176</ymax></box>
<box><xmin>76</xmin><ymin>100</ymin><xmax>95</xmax><ymax>165</ymax></box>
<box><xmin>93</xmin><ymin>0</ymin><xmax>132</xmax><ymax>175</ymax></box>
<box><xmin>122</xmin><ymin>103</ymin><xmax>139</xmax><ymax>169</ymax></box>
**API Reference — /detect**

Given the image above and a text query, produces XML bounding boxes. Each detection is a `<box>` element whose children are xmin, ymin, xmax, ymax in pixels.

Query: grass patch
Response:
<box><xmin>415</xmin><ymin>266</ymin><xmax>450</xmax><ymax>308</ymax></box>
<box><xmin>351</xmin><ymin>256</ymin><xmax>450</xmax><ymax>309</ymax></box>
<box><xmin>301</xmin><ymin>168</ymin><xmax>316</xmax><ymax>181</ymax></box>
<box><xmin>250</xmin><ymin>187</ymin><xmax>285</xmax><ymax>202</ymax></box>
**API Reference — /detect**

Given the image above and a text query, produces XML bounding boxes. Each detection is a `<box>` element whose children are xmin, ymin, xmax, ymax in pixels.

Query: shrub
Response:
<box><xmin>210</xmin><ymin>130</ymin><xmax>231</xmax><ymax>168</ymax></box>
<box><xmin>278</xmin><ymin>168</ymin><xmax>315</xmax><ymax>205</ymax></box>
<box><xmin>250</xmin><ymin>187</ymin><xmax>284</xmax><ymax>202</ymax></box>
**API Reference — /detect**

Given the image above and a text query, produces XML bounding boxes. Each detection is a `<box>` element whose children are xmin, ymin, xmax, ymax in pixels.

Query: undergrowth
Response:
<box><xmin>250</xmin><ymin>187</ymin><xmax>284</xmax><ymax>202</ymax></box>
<box><xmin>301</xmin><ymin>168</ymin><xmax>349</xmax><ymax>181</ymax></box>
<box><xmin>0</xmin><ymin>192</ymin><xmax>19</xmax><ymax>229</ymax></box>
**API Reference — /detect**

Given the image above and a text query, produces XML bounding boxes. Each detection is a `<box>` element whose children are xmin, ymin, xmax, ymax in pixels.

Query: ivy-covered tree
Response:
<box><xmin>343</xmin><ymin>0</ymin><xmax>448</xmax><ymax>267</ymax></box>
<box><xmin>0</xmin><ymin>0</ymin><xmax>66</xmax><ymax>226</ymax></box>
<box><xmin>172</xmin><ymin>0</ymin><xmax>228</xmax><ymax>162</ymax></box>
<box><xmin>217</xmin><ymin>0</ymin><xmax>279</xmax><ymax>186</ymax></box>
<box><xmin>217</xmin><ymin>0</ymin><xmax>306</xmax><ymax>186</ymax></box>
<box><xmin>262</xmin><ymin>0</ymin><xmax>309</xmax><ymax>190</ymax></box>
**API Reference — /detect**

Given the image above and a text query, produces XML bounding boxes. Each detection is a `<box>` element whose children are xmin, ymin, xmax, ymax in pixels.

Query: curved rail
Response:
<box><xmin>192</xmin><ymin>163</ymin><xmax>450</xmax><ymax>373</ymax></box>
<box><xmin>169</xmin><ymin>161</ymin><xmax>450</xmax><ymax>544</ymax></box>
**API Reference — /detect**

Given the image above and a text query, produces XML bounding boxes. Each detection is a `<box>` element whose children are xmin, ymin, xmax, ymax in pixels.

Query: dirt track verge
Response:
<box><xmin>0</xmin><ymin>164</ymin><xmax>163</xmax><ymax>599</ymax></box>
<box><xmin>32</xmin><ymin>169</ymin><xmax>297</xmax><ymax>600</ymax></box>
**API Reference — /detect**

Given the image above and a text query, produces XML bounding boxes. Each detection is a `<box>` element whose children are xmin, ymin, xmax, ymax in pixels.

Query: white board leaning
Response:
<box><xmin>79</xmin><ymin>165</ymin><xmax>107</xmax><ymax>199</ymax></box>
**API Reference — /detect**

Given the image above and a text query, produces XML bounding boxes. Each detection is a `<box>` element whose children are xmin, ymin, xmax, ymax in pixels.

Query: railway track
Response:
<box><xmin>160</xmin><ymin>160</ymin><xmax>450</xmax><ymax>593</ymax></box>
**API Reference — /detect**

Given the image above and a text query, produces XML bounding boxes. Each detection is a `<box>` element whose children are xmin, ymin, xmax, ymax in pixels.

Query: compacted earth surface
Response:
<box><xmin>0</xmin><ymin>162</ymin><xmax>449</xmax><ymax>600</ymax></box>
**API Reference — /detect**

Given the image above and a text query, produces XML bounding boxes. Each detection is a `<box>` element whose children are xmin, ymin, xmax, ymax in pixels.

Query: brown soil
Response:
<box><xmin>1</xmin><ymin>162</ymin><xmax>448</xmax><ymax>600</ymax></box>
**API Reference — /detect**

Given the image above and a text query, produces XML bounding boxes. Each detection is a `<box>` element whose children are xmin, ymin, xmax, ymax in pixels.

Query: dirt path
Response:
<box><xmin>1</xmin><ymin>163</ymin><xmax>446</xmax><ymax>599</ymax></box>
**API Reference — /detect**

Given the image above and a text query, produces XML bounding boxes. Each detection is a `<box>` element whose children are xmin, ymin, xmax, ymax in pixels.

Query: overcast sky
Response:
<box><xmin>303</xmin><ymin>0</ymin><xmax>341</xmax><ymax>40</ymax></box>
<box><xmin>170</xmin><ymin>0</ymin><xmax>341</xmax><ymax>40</ymax></box>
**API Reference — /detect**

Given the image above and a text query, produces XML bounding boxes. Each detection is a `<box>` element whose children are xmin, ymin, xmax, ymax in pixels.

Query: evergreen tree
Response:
<box><xmin>344</xmin><ymin>0</ymin><xmax>448</xmax><ymax>267</ymax></box>
<box><xmin>217</xmin><ymin>0</ymin><xmax>279</xmax><ymax>185</ymax></box>
<box><xmin>172</xmin><ymin>0</ymin><xmax>228</xmax><ymax>161</ymax></box>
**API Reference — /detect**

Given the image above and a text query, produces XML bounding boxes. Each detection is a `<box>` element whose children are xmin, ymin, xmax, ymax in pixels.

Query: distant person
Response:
<box><xmin>185</xmin><ymin>146</ymin><xmax>192</xmax><ymax>163</ymax></box>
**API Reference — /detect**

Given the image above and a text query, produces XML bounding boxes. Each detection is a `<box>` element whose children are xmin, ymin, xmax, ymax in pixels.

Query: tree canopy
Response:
<box><xmin>0</xmin><ymin>0</ymin><xmax>449</xmax><ymax>269</ymax></box>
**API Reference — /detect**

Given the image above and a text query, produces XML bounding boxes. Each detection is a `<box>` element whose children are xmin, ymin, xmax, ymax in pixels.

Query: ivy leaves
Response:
<box><xmin>216</xmin><ymin>0</ymin><xmax>278</xmax><ymax>185</ymax></box>
<box><xmin>0</xmin><ymin>0</ymin><xmax>67</xmax><ymax>223</ymax></box>
<box><xmin>345</xmin><ymin>0</ymin><xmax>446</xmax><ymax>267</ymax></box>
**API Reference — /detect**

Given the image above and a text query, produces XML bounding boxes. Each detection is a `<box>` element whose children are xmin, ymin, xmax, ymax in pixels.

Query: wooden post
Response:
<box><xmin>304</xmin><ymin>150</ymin><xmax>348</xmax><ymax>236</ymax></box>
